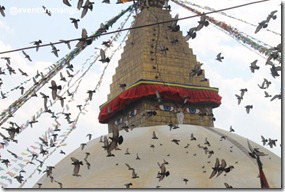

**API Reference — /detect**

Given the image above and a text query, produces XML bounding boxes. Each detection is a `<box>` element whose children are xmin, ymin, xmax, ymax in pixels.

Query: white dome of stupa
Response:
<box><xmin>34</xmin><ymin>124</ymin><xmax>281</xmax><ymax>188</ymax></box>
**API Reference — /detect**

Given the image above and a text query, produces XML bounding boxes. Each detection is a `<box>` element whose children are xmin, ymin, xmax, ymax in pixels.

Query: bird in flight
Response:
<box><xmin>49</xmin><ymin>80</ymin><xmax>62</xmax><ymax>100</ymax></box>
<box><xmin>70</xmin><ymin>18</ymin><xmax>80</xmax><ymax>29</ymax></box>
<box><xmin>22</xmin><ymin>50</ymin><xmax>32</xmax><ymax>62</ymax></box>
<box><xmin>99</xmin><ymin>49</ymin><xmax>110</xmax><ymax>63</ymax></box>
<box><xmin>30</xmin><ymin>40</ymin><xmax>42</xmax><ymax>52</ymax></box>
<box><xmin>71</xmin><ymin>157</ymin><xmax>83</xmax><ymax>177</ymax></box>
<box><xmin>216</xmin><ymin>53</ymin><xmax>224</xmax><ymax>62</ymax></box>
<box><xmin>168</xmin><ymin>13</ymin><xmax>180</xmax><ymax>32</ymax></box>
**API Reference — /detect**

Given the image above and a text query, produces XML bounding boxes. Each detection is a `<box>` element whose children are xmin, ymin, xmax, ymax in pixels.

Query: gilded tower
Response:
<box><xmin>98</xmin><ymin>0</ymin><xmax>222</xmax><ymax>133</ymax></box>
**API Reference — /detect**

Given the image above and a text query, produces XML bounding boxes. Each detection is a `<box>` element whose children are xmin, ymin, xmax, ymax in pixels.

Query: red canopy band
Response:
<box><xmin>98</xmin><ymin>80</ymin><xmax>222</xmax><ymax>123</ymax></box>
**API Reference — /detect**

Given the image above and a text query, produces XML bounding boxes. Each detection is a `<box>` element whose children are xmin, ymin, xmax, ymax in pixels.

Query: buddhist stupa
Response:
<box><xmin>35</xmin><ymin>0</ymin><xmax>281</xmax><ymax>188</ymax></box>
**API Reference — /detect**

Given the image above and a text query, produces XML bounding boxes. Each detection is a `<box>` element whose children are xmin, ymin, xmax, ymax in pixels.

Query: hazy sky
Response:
<box><xmin>0</xmin><ymin>0</ymin><xmax>282</xmax><ymax>189</ymax></box>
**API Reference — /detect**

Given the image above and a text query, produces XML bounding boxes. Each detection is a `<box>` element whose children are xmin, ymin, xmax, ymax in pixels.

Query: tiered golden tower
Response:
<box><xmin>99</xmin><ymin>0</ymin><xmax>221</xmax><ymax>133</ymax></box>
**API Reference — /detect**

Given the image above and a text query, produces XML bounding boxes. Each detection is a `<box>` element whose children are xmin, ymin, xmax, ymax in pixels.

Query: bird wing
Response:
<box><xmin>255</xmin><ymin>23</ymin><xmax>263</xmax><ymax>33</ymax></box>
<box><xmin>0</xmin><ymin>7</ymin><xmax>5</xmax><ymax>17</ymax></box>
<box><xmin>73</xmin><ymin>164</ymin><xmax>80</xmax><ymax>176</ymax></box>
<box><xmin>70</xmin><ymin>157</ymin><xmax>79</xmax><ymax>163</ymax></box>
<box><xmin>77</xmin><ymin>0</ymin><xmax>83</xmax><ymax>10</ymax></box>
<box><xmin>60</xmin><ymin>72</ymin><xmax>64</xmax><ymax>79</ymax></box>
<box><xmin>220</xmin><ymin>159</ymin><xmax>226</xmax><ymax>169</ymax></box>
<box><xmin>199</xmin><ymin>13</ymin><xmax>206</xmax><ymax>22</ymax></box>
<box><xmin>18</xmin><ymin>68</ymin><xmax>24</xmax><ymax>74</ymax></box>
<box><xmin>159</xmin><ymin>43</ymin><xmax>166</xmax><ymax>51</ymax></box>
<box><xmin>63</xmin><ymin>0</ymin><xmax>72</xmax><ymax>7</ymax></box>
<box><xmin>261</xmin><ymin>135</ymin><xmax>266</xmax><ymax>141</ymax></box>
<box><xmin>50</xmin><ymin>42</ymin><xmax>56</xmax><ymax>50</ymax></box>
<box><xmin>247</xmin><ymin>139</ymin><xmax>254</xmax><ymax>154</ymax></box>
<box><xmin>60</xmin><ymin>97</ymin><xmax>64</xmax><ymax>107</ymax></box>
<box><xmin>170</xmin><ymin>14</ymin><xmax>179</xmax><ymax>28</ymax></box>
<box><xmin>217</xmin><ymin>53</ymin><xmax>221</xmax><ymax>58</ymax></box>
<box><xmin>125</xmin><ymin>163</ymin><xmax>132</xmax><ymax>170</ymax></box>
<box><xmin>214</xmin><ymin>158</ymin><xmax>219</xmax><ymax>168</ymax></box>
<box><xmin>81</xmin><ymin>0</ymin><xmax>90</xmax><ymax>18</ymax></box>
<box><xmin>264</xmin><ymin>91</ymin><xmax>269</xmax><ymax>97</ymax></box>
<box><xmin>81</xmin><ymin>28</ymin><xmax>88</xmax><ymax>39</ymax></box>
<box><xmin>100</xmin><ymin>49</ymin><xmax>106</xmax><ymax>60</ymax></box>
<box><xmin>160</xmin><ymin>163</ymin><xmax>166</xmax><ymax>173</ymax></box>
<box><xmin>66</xmin><ymin>70</ymin><xmax>72</xmax><ymax>77</ymax></box>
<box><xmin>22</xmin><ymin>50</ymin><xmax>28</xmax><ymax>57</ymax></box>
<box><xmin>107</xmin><ymin>140</ymin><xmax>117</xmax><ymax>153</ymax></box>
<box><xmin>132</xmin><ymin>169</ymin><xmax>136</xmax><ymax>177</ymax></box>
<box><xmin>209</xmin><ymin>169</ymin><xmax>217</xmax><ymax>179</ymax></box>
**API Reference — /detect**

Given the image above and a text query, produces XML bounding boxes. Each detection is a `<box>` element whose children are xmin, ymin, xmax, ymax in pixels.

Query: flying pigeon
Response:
<box><xmin>266</xmin><ymin>10</ymin><xmax>277</xmax><ymax>22</ymax></box>
<box><xmin>18</xmin><ymin>68</ymin><xmax>28</xmax><ymax>76</ymax></box>
<box><xmin>229</xmin><ymin>126</ymin><xmax>235</xmax><ymax>132</ymax></box>
<box><xmin>87</xmin><ymin>90</ymin><xmax>95</xmax><ymax>101</ymax></box>
<box><xmin>268</xmin><ymin>138</ymin><xmax>277</xmax><ymax>148</ymax></box>
<box><xmin>196</xmin><ymin>13</ymin><xmax>209</xmax><ymax>31</ymax></box>
<box><xmin>159</xmin><ymin>43</ymin><xmax>168</xmax><ymax>54</ymax></box>
<box><xmin>216</xmin><ymin>53</ymin><xmax>224</xmax><ymax>62</ymax></box>
<box><xmin>50</xmin><ymin>43</ymin><xmax>60</xmax><ymax>57</ymax></box>
<box><xmin>152</xmin><ymin>131</ymin><xmax>158</xmax><ymax>139</ymax></box>
<box><xmin>255</xmin><ymin>20</ymin><xmax>267</xmax><ymax>33</ymax></box>
<box><xmin>30</xmin><ymin>40</ymin><xmax>42</xmax><ymax>52</ymax></box>
<box><xmin>76</xmin><ymin>28</ymin><xmax>92</xmax><ymax>47</ymax></box>
<box><xmin>22</xmin><ymin>50</ymin><xmax>32</xmax><ymax>62</ymax></box>
<box><xmin>157</xmin><ymin>162</ymin><xmax>170</xmax><ymax>181</ymax></box>
<box><xmin>168</xmin><ymin>13</ymin><xmax>180</xmax><ymax>32</ymax></box>
<box><xmin>184</xmin><ymin>27</ymin><xmax>197</xmax><ymax>41</ymax></box>
<box><xmin>81</xmin><ymin>0</ymin><xmax>94</xmax><ymax>18</ymax></box>
<box><xmin>70</xmin><ymin>18</ymin><xmax>80</xmax><ymax>29</ymax></box>
<box><xmin>270</xmin><ymin>92</ymin><xmax>281</xmax><ymax>101</ymax></box>
<box><xmin>261</xmin><ymin>135</ymin><xmax>268</xmax><ymax>146</ymax></box>
<box><xmin>71</xmin><ymin>157</ymin><xmax>83</xmax><ymax>176</ymax></box>
<box><xmin>42</xmin><ymin>6</ymin><xmax>51</xmax><ymax>16</ymax></box>
<box><xmin>245</xmin><ymin>105</ymin><xmax>253</xmax><ymax>114</ymax></box>
<box><xmin>189</xmin><ymin>63</ymin><xmax>203</xmax><ymax>80</ymax></box>
<box><xmin>250</xmin><ymin>60</ymin><xmax>260</xmax><ymax>73</ymax></box>
<box><xmin>49</xmin><ymin>80</ymin><xmax>62</xmax><ymax>100</ymax></box>
<box><xmin>264</xmin><ymin>91</ymin><xmax>272</xmax><ymax>98</ymax></box>
<box><xmin>190</xmin><ymin>133</ymin><xmax>196</xmax><ymax>141</ymax></box>
<box><xmin>99</xmin><ymin>49</ymin><xmax>110</xmax><ymax>63</ymax></box>
<box><xmin>235</xmin><ymin>94</ymin><xmax>242</xmax><ymax>105</ymax></box>
<box><xmin>1</xmin><ymin>57</ymin><xmax>11</xmax><ymax>64</ymax></box>
<box><xmin>59</xmin><ymin>40</ymin><xmax>71</xmax><ymax>49</ymax></box>
<box><xmin>105</xmin><ymin>127</ymin><xmax>123</xmax><ymax>156</ymax></box>
<box><xmin>240</xmin><ymin>88</ymin><xmax>248</xmax><ymax>98</ymax></box>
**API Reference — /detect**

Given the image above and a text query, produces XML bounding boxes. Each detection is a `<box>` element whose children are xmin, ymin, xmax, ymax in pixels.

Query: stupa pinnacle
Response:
<box><xmin>98</xmin><ymin>0</ymin><xmax>221</xmax><ymax>132</ymax></box>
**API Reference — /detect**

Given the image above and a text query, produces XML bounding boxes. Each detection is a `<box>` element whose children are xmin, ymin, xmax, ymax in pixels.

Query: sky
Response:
<box><xmin>0</xmin><ymin>0</ymin><xmax>282</xmax><ymax>189</ymax></box>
